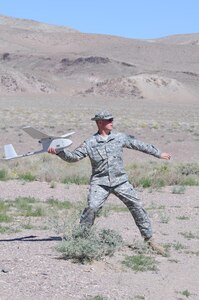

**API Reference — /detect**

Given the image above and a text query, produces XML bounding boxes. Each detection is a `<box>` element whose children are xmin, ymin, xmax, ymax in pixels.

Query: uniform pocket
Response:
<box><xmin>90</xmin><ymin>145</ymin><xmax>106</xmax><ymax>161</ymax></box>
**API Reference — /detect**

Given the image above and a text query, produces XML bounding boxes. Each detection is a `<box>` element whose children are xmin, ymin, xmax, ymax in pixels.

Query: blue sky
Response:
<box><xmin>0</xmin><ymin>0</ymin><xmax>198</xmax><ymax>39</ymax></box>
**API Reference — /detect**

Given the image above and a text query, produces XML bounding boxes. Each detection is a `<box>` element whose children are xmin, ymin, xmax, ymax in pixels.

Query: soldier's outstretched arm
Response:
<box><xmin>48</xmin><ymin>142</ymin><xmax>88</xmax><ymax>162</ymax></box>
<box><xmin>124</xmin><ymin>134</ymin><xmax>171</xmax><ymax>159</ymax></box>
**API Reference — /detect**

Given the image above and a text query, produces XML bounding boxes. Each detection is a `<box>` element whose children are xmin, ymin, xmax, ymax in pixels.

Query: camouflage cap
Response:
<box><xmin>91</xmin><ymin>111</ymin><xmax>114</xmax><ymax>121</ymax></box>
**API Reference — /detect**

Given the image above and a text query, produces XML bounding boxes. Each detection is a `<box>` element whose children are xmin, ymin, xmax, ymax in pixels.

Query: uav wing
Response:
<box><xmin>23</xmin><ymin>126</ymin><xmax>51</xmax><ymax>139</ymax></box>
<box><xmin>2</xmin><ymin>126</ymin><xmax>74</xmax><ymax>160</ymax></box>
<box><xmin>23</xmin><ymin>126</ymin><xmax>75</xmax><ymax>139</ymax></box>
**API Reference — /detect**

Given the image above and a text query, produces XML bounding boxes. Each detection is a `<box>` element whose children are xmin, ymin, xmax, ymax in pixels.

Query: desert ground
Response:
<box><xmin>0</xmin><ymin>15</ymin><xmax>199</xmax><ymax>300</ymax></box>
<box><xmin>0</xmin><ymin>182</ymin><xmax>199</xmax><ymax>300</ymax></box>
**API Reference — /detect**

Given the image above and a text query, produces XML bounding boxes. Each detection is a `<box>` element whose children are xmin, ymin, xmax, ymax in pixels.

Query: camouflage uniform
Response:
<box><xmin>57</xmin><ymin>112</ymin><xmax>161</xmax><ymax>239</ymax></box>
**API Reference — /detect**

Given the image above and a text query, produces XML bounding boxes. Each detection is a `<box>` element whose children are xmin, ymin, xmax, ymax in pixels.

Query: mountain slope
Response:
<box><xmin>0</xmin><ymin>15</ymin><xmax>198</xmax><ymax>100</ymax></box>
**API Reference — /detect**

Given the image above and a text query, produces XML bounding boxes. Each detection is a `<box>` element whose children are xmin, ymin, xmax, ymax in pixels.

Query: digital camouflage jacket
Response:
<box><xmin>57</xmin><ymin>132</ymin><xmax>161</xmax><ymax>187</ymax></box>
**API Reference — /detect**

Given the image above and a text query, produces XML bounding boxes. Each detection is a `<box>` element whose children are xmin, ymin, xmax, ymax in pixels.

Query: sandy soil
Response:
<box><xmin>0</xmin><ymin>181</ymin><xmax>199</xmax><ymax>300</ymax></box>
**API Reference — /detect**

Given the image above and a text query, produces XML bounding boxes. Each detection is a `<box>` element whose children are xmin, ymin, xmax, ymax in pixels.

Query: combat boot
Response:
<box><xmin>145</xmin><ymin>237</ymin><xmax>165</xmax><ymax>256</ymax></box>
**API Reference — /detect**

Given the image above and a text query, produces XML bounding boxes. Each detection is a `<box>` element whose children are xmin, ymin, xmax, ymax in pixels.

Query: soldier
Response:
<box><xmin>48</xmin><ymin>111</ymin><xmax>171</xmax><ymax>255</ymax></box>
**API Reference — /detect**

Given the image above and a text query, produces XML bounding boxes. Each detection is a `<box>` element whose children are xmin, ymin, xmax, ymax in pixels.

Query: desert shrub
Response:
<box><xmin>50</xmin><ymin>181</ymin><xmax>56</xmax><ymax>188</ymax></box>
<box><xmin>172</xmin><ymin>185</ymin><xmax>186</xmax><ymax>194</ymax></box>
<box><xmin>0</xmin><ymin>200</ymin><xmax>10</xmax><ymax>213</ymax></box>
<box><xmin>18</xmin><ymin>172</ymin><xmax>37</xmax><ymax>181</ymax></box>
<box><xmin>177</xmin><ymin>163</ymin><xmax>199</xmax><ymax>176</ymax></box>
<box><xmin>15</xmin><ymin>196</ymin><xmax>45</xmax><ymax>217</ymax></box>
<box><xmin>172</xmin><ymin>242</ymin><xmax>187</xmax><ymax>251</ymax></box>
<box><xmin>15</xmin><ymin>196</ymin><xmax>37</xmax><ymax>205</ymax></box>
<box><xmin>180</xmin><ymin>177</ymin><xmax>199</xmax><ymax>186</ymax></box>
<box><xmin>0</xmin><ymin>169</ymin><xmax>8</xmax><ymax>181</ymax></box>
<box><xmin>3</xmin><ymin>156</ymin><xmax>199</xmax><ymax>187</ymax></box>
<box><xmin>159</xmin><ymin>212</ymin><xmax>170</xmax><ymax>224</ymax></box>
<box><xmin>139</xmin><ymin>177</ymin><xmax>152</xmax><ymax>188</ymax></box>
<box><xmin>47</xmin><ymin>198</ymin><xmax>73</xmax><ymax>210</ymax></box>
<box><xmin>128</xmin><ymin>162</ymin><xmax>199</xmax><ymax>188</ymax></box>
<box><xmin>176</xmin><ymin>215</ymin><xmax>189</xmax><ymax>220</ymax></box>
<box><xmin>179</xmin><ymin>289</ymin><xmax>192</xmax><ymax>298</ymax></box>
<box><xmin>85</xmin><ymin>296</ymin><xmax>107</xmax><ymax>300</ymax></box>
<box><xmin>0</xmin><ymin>225</ymin><xmax>10</xmax><ymax>233</ymax></box>
<box><xmin>2</xmin><ymin>52</ymin><xmax>10</xmax><ymax>60</ymax></box>
<box><xmin>62</xmin><ymin>175</ymin><xmax>89</xmax><ymax>185</ymax></box>
<box><xmin>122</xmin><ymin>254</ymin><xmax>158</xmax><ymax>272</ymax></box>
<box><xmin>180</xmin><ymin>231</ymin><xmax>199</xmax><ymax>240</ymax></box>
<box><xmin>0</xmin><ymin>213</ymin><xmax>12</xmax><ymax>223</ymax></box>
<box><xmin>57</xmin><ymin>226</ymin><xmax>123</xmax><ymax>263</ymax></box>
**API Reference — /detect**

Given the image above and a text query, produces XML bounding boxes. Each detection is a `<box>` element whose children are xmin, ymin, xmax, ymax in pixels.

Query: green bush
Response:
<box><xmin>122</xmin><ymin>254</ymin><xmax>158</xmax><ymax>272</ymax></box>
<box><xmin>85</xmin><ymin>296</ymin><xmax>107</xmax><ymax>300</ymax></box>
<box><xmin>15</xmin><ymin>197</ymin><xmax>45</xmax><ymax>217</ymax></box>
<box><xmin>172</xmin><ymin>185</ymin><xmax>186</xmax><ymax>194</ymax></box>
<box><xmin>0</xmin><ymin>213</ymin><xmax>12</xmax><ymax>223</ymax></box>
<box><xmin>0</xmin><ymin>200</ymin><xmax>10</xmax><ymax>213</ymax></box>
<box><xmin>18</xmin><ymin>172</ymin><xmax>37</xmax><ymax>181</ymax></box>
<box><xmin>181</xmin><ymin>177</ymin><xmax>199</xmax><ymax>186</ymax></box>
<box><xmin>177</xmin><ymin>163</ymin><xmax>199</xmax><ymax>176</ymax></box>
<box><xmin>47</xmin><ymin>198</ymin><xmax>73</xmax><ymax>209</ymax></box>
<box><xmin>62</xmin><ymin>175</ymin><xmax>89</xmax><ymax>185</ymax></box>
<box><xmin>129</xmin><ymin>162</ymin><xmax>199</xmax><ymax>188</ymax></box>
<box><xmin>139</xmin><ymin>178</ymin><xmax>152</xmax><ymax>188</ymax></box>
<box><xmin>0</xmin><ymin>169</ymin><xmax>8</xmax><ymax>181</ymax></box>
<box><xmin>0</xmin><ymin>225</ymin><xmax>10</xmax><ymax>233</ymax></box>
<box><xmin>57</xmin><ymin>226</ymin><xmax>123</xmax><ymax>263</ymax></box>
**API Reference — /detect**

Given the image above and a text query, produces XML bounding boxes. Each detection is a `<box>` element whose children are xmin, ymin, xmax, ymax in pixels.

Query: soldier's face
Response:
<box><xmin>98</xmin><ymin>119</ymin><xmax>113</xmax><ymax>131</ymax></box>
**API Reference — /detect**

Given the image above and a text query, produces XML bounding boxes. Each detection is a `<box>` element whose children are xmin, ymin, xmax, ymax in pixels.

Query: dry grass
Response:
<box><xmin>1</xmin><ymin>157</ymin><xmax>198</xmax><ymax>189</ymax></box>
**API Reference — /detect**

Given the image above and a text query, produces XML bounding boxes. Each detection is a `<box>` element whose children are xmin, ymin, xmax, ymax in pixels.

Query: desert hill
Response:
<box><xmin>0</xmin><ymin>15</ymin><xmax>199</xmax><ymax>100</ymax></box>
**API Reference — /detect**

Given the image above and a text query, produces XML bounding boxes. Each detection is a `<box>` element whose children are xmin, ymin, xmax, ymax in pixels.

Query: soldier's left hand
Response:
<box><xmin>160</xmin><ymin>152</ymin><xmax>171</xmax><ymax>160</ymax></box>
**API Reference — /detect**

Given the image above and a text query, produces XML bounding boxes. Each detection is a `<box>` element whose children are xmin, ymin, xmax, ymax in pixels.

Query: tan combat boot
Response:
<box><xmin>145</xmin><ymin>237</ymin><xmax>165</xmax><ymax>256</ymax></box>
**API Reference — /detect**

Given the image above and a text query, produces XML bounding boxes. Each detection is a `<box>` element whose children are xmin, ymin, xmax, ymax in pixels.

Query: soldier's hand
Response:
<box><xmin>48</xmin><ymin>147</ymin><xmax>57</xmax><ymax>155</ymax></box>
<box><xmin>160</xmin><ymin>152</ymin><xmax>171</xmax><ymax>160</ymax></box>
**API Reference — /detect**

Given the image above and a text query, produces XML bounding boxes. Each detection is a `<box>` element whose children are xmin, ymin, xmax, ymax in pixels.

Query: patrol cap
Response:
<box><xmin>91</xmin><ymin>111</ymin><xmax>114</xmax><ymax>121</ymax></box>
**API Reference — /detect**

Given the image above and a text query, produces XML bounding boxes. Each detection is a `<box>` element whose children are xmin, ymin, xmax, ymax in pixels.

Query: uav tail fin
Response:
<box><xmin>4</xmin><ymin>144</ymin><xmax>18</xmax><ymax>160</ymax></box>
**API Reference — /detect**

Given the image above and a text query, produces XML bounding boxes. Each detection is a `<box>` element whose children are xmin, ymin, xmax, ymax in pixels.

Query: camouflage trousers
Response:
<box><xmin>80</xmin><ymin>181</ymin><xmax>152</xmax><ymax>239</ymax></box>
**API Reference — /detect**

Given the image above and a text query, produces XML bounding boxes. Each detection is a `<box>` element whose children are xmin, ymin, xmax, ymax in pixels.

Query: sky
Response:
<box><xmin>0</xmin><ymin>0</ymin><xmax>198</xmax><ymax>39</ymax></box>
